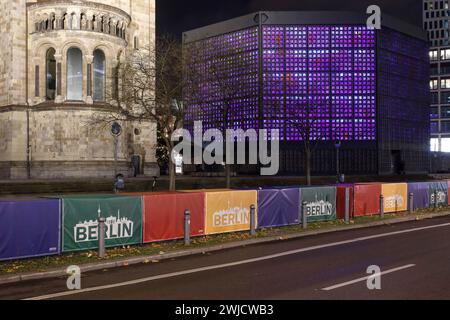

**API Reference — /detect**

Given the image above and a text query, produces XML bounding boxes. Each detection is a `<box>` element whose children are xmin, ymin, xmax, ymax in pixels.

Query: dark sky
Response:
<box><xmin>156</xmin><ymin>0</ymin><xmax>422</xmax><ymax>37</ymax></box>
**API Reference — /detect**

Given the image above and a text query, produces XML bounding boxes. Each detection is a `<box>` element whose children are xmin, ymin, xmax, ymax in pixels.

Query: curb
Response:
<box><xmin>1</xmin><ymin>211</ymin><xmax>449</xmax><ymax>285</ymax></box>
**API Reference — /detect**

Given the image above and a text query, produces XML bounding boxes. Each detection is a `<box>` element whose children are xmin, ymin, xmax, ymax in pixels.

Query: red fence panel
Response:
<box><xmin>354</xmin><ymin>183</ymin><xmax>381</xmax><ymax>217</ymax></box>
<box><xmin>142</xmin><ymin>192</ymin><xmax>205</xmax><ymax>243</ymax></box>
<box><xmin>448</xmin><ymin>181</ymin><xmax>450</xmax><ymax>206</ymax></box>
<box><xmin>336</xmin><ymin>185</ymin><xmax>354</xmax><ymax>219</ymax></box>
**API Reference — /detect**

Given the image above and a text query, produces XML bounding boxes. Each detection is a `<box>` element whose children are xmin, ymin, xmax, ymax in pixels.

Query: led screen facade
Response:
<box><xmin>185</xmin><ymin>25</ymin><xmax>376</xmax><ymax>142</ymax></box>
<box><xmin>183</xmin><ymin>12</ymin><xmax>429</xmax><ymax>175</ymax></box>
<box><xmin>262</xmin><ymin>25</ymin><xmax>376</xmax><ymax>141</ymax></box>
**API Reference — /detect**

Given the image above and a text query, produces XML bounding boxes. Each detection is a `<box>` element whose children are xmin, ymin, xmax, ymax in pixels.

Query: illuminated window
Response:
<box><xmin>46</xmin><ymin>48</ymin><xmax>56</xmax><ymax>100</ymax></box>
<box><xmin>431</xmin><ymin>138</ymin><xmax>439</xmax><ymax>152</ymax></box>
<box><xmin>67</xmin><ymin>47</ymin><xmax>83</xmax><ymax>100</ymax></box>
<box><xmin>430</xmin><ymin>79</ymin><xmax>439</xmax><ymax>89</ymax></box>
<box><xmin>93</xmin><ymin>49</ymin><xmax>106</xmax><ymax>101</ymax></box>
<box><xmin>441</xmin><ymin>48</ymin><xmax>450</xmax><ymax>60</ymax></box>
<box><xmin>441</xmin><ymin>78</ymin><xmax>450</xmax><ymax>89</ymax></box>
<box><xmin>429</xmin><ymin>50</ymin><xmax>438</xmax><ymax>61</ymax></box>
<box><xmin>442</xmin><ymin>138</ymin><xmax>450</xmax><ymax>152</ymax></box>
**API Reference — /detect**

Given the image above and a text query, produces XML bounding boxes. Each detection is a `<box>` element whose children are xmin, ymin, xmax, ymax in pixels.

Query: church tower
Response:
<box><xmin>0</xmin><ymin>0</ymin><xmax>158</xmax><ymax>179</ymax></box>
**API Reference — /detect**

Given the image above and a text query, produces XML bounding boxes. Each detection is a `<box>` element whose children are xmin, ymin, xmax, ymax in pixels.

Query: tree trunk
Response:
<box><xmin>305</xmin><ymin>148</ymin><xmax>312</xmax><ymax>186</ymax></box>
<box><xmin>168</xmin><ymin>152</ymin><xmax>176</xmax><ymax>191</ymax></box>
<box><xmin>225</xmin><ymin>163</ymin><xmax>232</xmax><ymax>189</ymax></box>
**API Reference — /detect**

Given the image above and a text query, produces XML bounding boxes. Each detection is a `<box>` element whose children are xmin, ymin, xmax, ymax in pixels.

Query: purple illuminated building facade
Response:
<box><xmin>183</xmin><ymin>12</ymin><xmax>430</xmax><ymax>175</ymax></box>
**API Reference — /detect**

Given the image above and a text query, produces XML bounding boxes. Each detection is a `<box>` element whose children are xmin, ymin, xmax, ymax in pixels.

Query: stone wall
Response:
<box><xmin>0</xmin><ymin>0</ymin><xmax>28</xmax><ymax>106</ymax></box>
<box><xmin>0</xmin><ymin>106</ymin><xmax>158</xmax><ymax>179</ymax></box>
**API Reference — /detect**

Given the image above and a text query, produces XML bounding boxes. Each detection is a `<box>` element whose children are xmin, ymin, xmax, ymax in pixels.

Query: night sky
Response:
<box><xmin>156</xmin><ymin>0</ymin><xmax>423</xmax><ymax>37</ymax></box>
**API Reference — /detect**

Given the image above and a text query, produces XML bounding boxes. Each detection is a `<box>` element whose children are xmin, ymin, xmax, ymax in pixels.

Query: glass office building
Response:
<box><xmin>184</xmin><ymin>12</ymin><xmax>430</xmax><ymax>175</ymax></box>
<box><xmin>423</xmin><ymin>0</ymin><xmax>450</xmax><ymax>152</ymax></box>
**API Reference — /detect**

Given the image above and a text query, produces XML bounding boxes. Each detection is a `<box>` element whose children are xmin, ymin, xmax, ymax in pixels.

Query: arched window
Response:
<box><xmin>46</xmin><ymin>48</ymin><xmax>56</xmax><ymax>100</ymax></box>
<box><xmin>67</xmin><ymin>47</ymin><xmax>83</xmax><ymax>100</ymax></box>
<box><xmin>93</xmin><ymin>49</ymin><xmax>106</xmax><ymax>101</ymax></box>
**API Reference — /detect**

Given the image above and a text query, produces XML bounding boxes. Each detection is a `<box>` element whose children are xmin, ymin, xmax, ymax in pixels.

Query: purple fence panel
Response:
<box><xmin>0</xmin><ymin>198</ymin><xmax>61</xmax><ymax>261</ymax></box>
<box><xmin>258</xmin><ymin>188</ymin><xmax>300</xmax><ymax>228</ymax></box>
<box><xmin>407</xmin><ymin>182</ymin><xmax>429</xmax><ymax>210</ymax></box>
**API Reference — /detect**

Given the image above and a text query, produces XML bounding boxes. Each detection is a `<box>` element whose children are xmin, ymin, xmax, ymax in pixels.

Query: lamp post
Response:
<box><xmin>335</xmin><ymin>140</ymin><xmax>342</xmax><ymax>183</ymax></box>
<box><xmin>111</xmin><ymin>122</ymin><xmax>122</xmax><ymax>177</ymax></box>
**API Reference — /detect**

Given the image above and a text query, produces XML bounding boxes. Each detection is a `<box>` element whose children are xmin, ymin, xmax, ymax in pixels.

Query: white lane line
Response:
<box><xmin>25</xmin><ymin>221</ymin><xmax>450</xmax><ymax>300</ymax></box>
<box><xmin>321</xmin><ymin>264</ymin><xmax>416</xmax><ymax>291</ymax></box>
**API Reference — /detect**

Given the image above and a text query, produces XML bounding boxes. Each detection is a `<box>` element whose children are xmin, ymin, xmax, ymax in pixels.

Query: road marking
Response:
<box><xmin>25</xmin><ymin>221</ymin><xmax>450</xmax><ymax>300</ymax></box>
<box><xmin>321</xmin><ymin>264</ymin><xmax>416</xmax><ymax>291</ymax></box>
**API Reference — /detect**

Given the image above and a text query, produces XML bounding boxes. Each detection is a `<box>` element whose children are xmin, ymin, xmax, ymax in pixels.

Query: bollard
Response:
<box><xmin>250</xmin><ymin>205</ymin><xmax>256</xmax><ymax>236</ymax></box>
<box><xmin>380</xmin><ymin>194</ymin><xmax>384</xmax><ymax>218</ymax></box>
<box><xmin>98</xmin><ymin>217</ymin><xmax>106</xmax><ymax>258</ymax></box>
<box><xmin>302</xmin><ymin>201</ymin><xmax>308</xmax><ymax>229</ymax></box>
<box><xmin>184</xmin><ymin>209</ymin><xmax>190</xmax><ymax>246</ymax></box>
<box><xmin>344</xmin><ymin>187</ymin><xmax>350</xmax><ymax>223</ymax></box>
<box><xmin>409</xmin><ymin>193</ymin><xmax>414</xmax><ymax>213</ymax></box>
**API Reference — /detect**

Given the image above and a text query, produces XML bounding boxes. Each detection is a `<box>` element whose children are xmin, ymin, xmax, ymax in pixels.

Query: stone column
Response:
<box><xmin>94</xmin><ymin>14</ymin><xmax>102</xmax><ymax>32</ymax></box>
<box><xmin>54</xmin><ymin>12</ymin><xmax>63</xmax><ymax>30</ymax></box>
<box><xmin>80</xmin><ymin>14</ymin><xmax>87</xmax><ymax>30</ymax></box>
<box><xmin>110</xmin><ymin>18</ymin><xmax>117</xmax><ymax>36</ymax></box>
<box><xmin>33</xmin><ymin>57</ymin><xmax>45</xmax><ymax>104</ymax></box>
<box><xmin>104</xmin><ymin>17</ymin><xmax>110</xmax><ymax>34</ymax></box>
<box><xmin>111</xmin><ymin>58</ymin><xmax>119</xmax><ymax>103</ymax></box>
<box><xmin>86</xmin><ymin>12</ymin><xmax>94</xmax><ymax>31</ymax></box>
<box><xmin>85</xmin><ymin>55</ymin><xmax>94</xmax><ymax>104</ymax></box>
<box><xmin>54</xmin><ymin>54</ymin><xmax>64</xmax><ymax>103</ymax></box>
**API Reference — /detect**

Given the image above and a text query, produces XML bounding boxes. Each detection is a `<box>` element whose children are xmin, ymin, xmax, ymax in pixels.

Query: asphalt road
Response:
<box><xmin>2</xmin><ymin>216</ymin><xmax>450</xmax><ymax>300</ymax></box>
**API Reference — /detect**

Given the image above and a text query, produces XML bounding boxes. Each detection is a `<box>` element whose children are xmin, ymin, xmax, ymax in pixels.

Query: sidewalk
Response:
<box><xmin>0</xmin><ymin>174</ymin><xmax>433</xmax><ymax>196</ymax></box>
<box><xmin>1</xmin><ymin>210</ymin><xmax>449</xmax><ymax>285</ymax></box>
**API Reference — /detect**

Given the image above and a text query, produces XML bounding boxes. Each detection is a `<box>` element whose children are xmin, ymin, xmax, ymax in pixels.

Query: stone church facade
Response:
<box><xmin>0</xmin><ymin>0</ymin><xmax>158</xmax><ymax>179</ymax></box>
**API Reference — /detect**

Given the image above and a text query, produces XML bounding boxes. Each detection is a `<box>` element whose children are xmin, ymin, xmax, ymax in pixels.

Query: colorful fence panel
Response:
<box><xmin>448</xmin><ymin>181</ymin><xmax>450</xmax><ymax>206</ymax></box>
<box><xmin>205</xmin><ymin>190</ymin><xmax>257</xmax><ymax>235</ymax></box>
<box><xmin>257</xmin><ymin>187</ymin><xmax>300</xmax><ymax>228</ymax></box>
<box><xmin>0</xmin><ymin>198</ymin><xmax>60</xmax><ymax>261</ymax></box>
<box><xmin>381</xmin><ymin>183</ymin><xmax>408</xmax><ymax>213</ymax></box>
<box><xmin>62</xmin><ymin>195</ymin><xmax>142</xmax><ymax>252</ymax></box>
<box><xmin>336</xmin><ymin>185</ymin><xmax>354</xmax><ymax>219</ymax></box>
<box><xmin>354</xmin><ymin>183</ymin><xmax>381</xmax><ymax>216</ymax></box>
<box><xmin>141</xmin><ymin>192</ymin><xmax>205</xmax><ymax>243</ymax></box>
<box><xmin>300</xmin><ymin>186</ymin><xmax>337</xmax><ymax>222</ymax></box>
<box><xmin>407</xmin><ymin>182</ymin><xmax>429</xmax><ymax>210</ymax></box>
<box><xmin>429</xmin><ymin>181</ymin><xmax>448</xmax><ymax>207</ymax></box>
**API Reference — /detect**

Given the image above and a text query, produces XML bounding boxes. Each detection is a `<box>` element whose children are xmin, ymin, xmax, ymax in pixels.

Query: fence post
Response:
<box><xmin>409</xmin><ymin>193</ymin><xmax>414</xmax><ymax>213</ymax></box>
<box><xmin>98</xmin><ymin>217</ymin><xmax>106</xmax><ymax>258</ymax></box>
<box><xmin>302</xmin><ymin>201</ymin><xmax>308</xmax><ymax>229</ymax></box>
<box><xmin>344</xmin><ymin>187</ymin><xmax>350</xmax><ymax>223</ymax></box>
<box><xmin>380</xmin><ymin>194</ymin><xmax>384</xmax><ymax>218</ymax></box>
<box><xmin>184</xmin><ymin>209</ymin><xmax>190</xmax><ymax>246</ymax></box>
<box><xmin>250</xmin><ymin>205</ymin><xmax>256</xmax><ymax>236</ymax></box>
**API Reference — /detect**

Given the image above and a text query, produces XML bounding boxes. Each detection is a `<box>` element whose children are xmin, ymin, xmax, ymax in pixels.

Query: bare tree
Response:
<box><xmin>92</xmin><ymin>35</ymin><xmax>185</xmax><ymax>191</ymax></box>
<box><xmin>284</xmin><ymin>94</ymin><xmax>331</xmax><ymax>186</ymax></box>
<box><xmin>184</xmin><ymin>42</ymin><xmax>257</xmax><ymax>188</ymax></box>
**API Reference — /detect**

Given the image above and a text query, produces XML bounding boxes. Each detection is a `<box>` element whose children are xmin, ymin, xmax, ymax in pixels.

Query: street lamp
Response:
<box><xmin>111</xmin><ymin>122</ymin><xmax>122</xmax><ymax>177</ymax></box>
<box><xmin>335</xmin><ymin>140</ymin><xmax>342</xmax><ymax>183</ymax></box>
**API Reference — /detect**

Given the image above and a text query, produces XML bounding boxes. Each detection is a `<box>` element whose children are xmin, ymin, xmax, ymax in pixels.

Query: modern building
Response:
<box><xmin>423</xmin><ymin>0</ymin><xmax>450</xmax><ymax>152</ymax></box>
<box><xmin>183</xmin><ymin>11</ymin><xmax>430</xmax><ymax>175</ymax></box>
<box><xmin>0</xmin><ymin>0</ymin><xmax>158</xmax><ymax>179</ymax></box>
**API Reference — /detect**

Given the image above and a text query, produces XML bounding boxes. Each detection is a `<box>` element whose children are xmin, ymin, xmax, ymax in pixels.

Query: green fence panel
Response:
<box><xmin>62</xmin><ymin>195</ymin><xmax>142</xmax><ymax>252</ymax></box>
<box><xmin>300</xmin><ymin>186</ymin><xmax>337</xmax><ymax>222</ymax></box>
